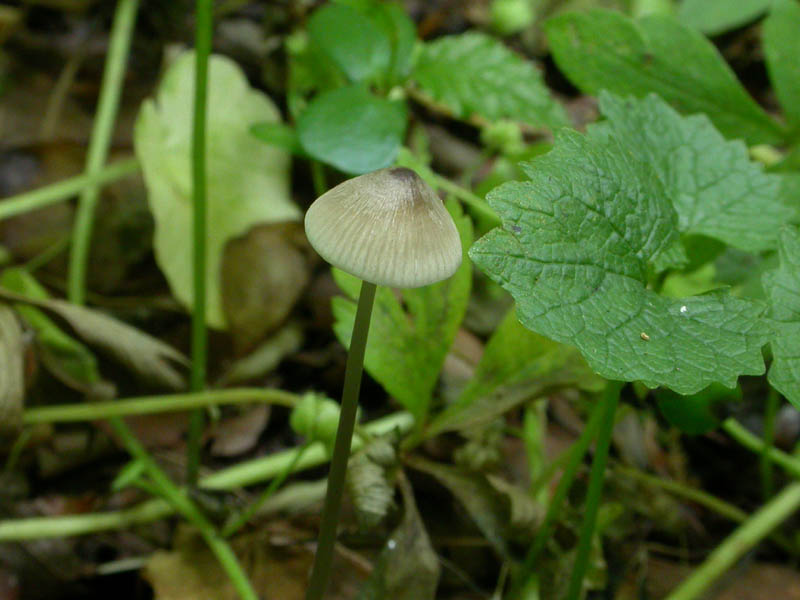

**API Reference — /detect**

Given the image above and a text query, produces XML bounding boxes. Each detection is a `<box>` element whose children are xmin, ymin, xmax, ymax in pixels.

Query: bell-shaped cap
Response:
<box><xmin>304</xmin><ymin>167</ymin><xmax>462</xmax><ymax>288</ymax></box>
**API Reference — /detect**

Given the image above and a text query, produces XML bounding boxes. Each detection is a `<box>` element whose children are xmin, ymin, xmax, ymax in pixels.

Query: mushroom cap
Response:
<box><xmin>304</xmin><ymin>167</ymin><xmax>462</xmax><ymax>288</ymax></box>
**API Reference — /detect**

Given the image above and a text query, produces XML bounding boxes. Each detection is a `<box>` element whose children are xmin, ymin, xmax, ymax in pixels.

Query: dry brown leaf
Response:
<box><xmin>221</xmin><ymin>223</ymin><xmax>310</xmax><ymax>352</ymax></box>
<box><xmin>209</xmin><ymin>405</ymin><xmax>270</xmax><ymax>457</ymax></box>
<box><xmin>0</xmin><ymin>289</ymin><xmax>187</xmax><ymax>389</ymax></box>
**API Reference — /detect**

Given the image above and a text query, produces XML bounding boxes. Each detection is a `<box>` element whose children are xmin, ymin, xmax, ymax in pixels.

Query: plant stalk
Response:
<box><xmin>511</xmin><ymin>394</ymin><xmax>607</xmax><ymax>597</ymax></box>
<box><xmin>109</xmin><ymin>418</ymin><xmax>258</xmax><ymax>600</ymax></box>
<box><xmin>0</xmin><ymin>411</ymin><xmax>413</xmax><ymax>541</ymax></box>
<box><xmin>68</xmin><ymin>0</ymin><xmax>139</xmax><ymax>304</ymax></box>
<box><xmin>722</xmin><ymin>417</ymin><xmax>800</xmax><ymax>479</ymax></box>
<box><xmin>761</xmin><ymin>388</ymin><xmax>780</xmax><ymax>499</ymax></box>
<box><xmin>221</xmin><ymin>442</ymin><xmax>310</xmax><ymax>537</ymax></box>
<box><xmin>305</xmin><ymin>280</ymin><xmax>377</xmax><ymax>600</ymax></box>
<box><xmin>23</xmin><ymin>388</ymin><xmax>298</xmax><ymax>424</ymax></box>
<box><xmin>565</xmin><ymin>380</ymin><xmax>622</xmax><ymax>600</ymax></box>
<box><xmin>186</xmin><ymin>0</ymin><xmax>214</xmax><ymax>486</ymax></box>
<box><xmin>0</xmin><ymin>159</ymin><xmax>139</xmax><ymax>222</ymax></box>
<box><xmin>665</xmin><ymin>481</ymin><xmax>800</xmax><ymax>600</ymax></box>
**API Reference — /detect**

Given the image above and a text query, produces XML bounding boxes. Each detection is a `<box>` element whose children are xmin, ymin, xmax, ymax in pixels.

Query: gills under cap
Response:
<box><xmin>304</xmin><ymin>167</ymin><xmax>462</xmax><ymax>288</ymax></box>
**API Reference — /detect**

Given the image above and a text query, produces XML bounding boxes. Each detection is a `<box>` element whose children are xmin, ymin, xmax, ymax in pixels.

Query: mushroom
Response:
<box><xmin>304</xmin><ymin>166</ymin><xmax>462</xmax><ymax>288</ymax></box>
<box><xmin>303</xmin><ymin>166</ymin><xmax>462</xmax><ymax>599</ymax></box>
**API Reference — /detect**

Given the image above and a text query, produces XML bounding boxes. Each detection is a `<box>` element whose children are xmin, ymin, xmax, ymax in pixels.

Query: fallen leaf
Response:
<box><xmin>144</xmin><ymin>523</ymin><xmax>365</xmax><ymax>600</ymax></box>
<box><xmin>358</xmin><ymin>474</ymin><xmax>440</xmax><ymax>600</ymax></box>
<box><xmin>215</xmin><ymin>322</ymin><xmax>303</xmax><ymax>387</ymax></box>
<box><xmin>209</xmin><ymin>405</ymin><xmax>270</xmax><ymax>457</ymax></box>
<box><xmin>135</xmin><ymin>51</ymin><xmax>299</xmax><ymax>329</ymax></box>
<box><xmin>221</xmin><ymin>223</ymin><xmax>309</xmax><ymax>352</ymax></box>
<box><xmin>0</xmin><ymin>288</ymin><xmax>187</xmax><ymax>389</ymax></box>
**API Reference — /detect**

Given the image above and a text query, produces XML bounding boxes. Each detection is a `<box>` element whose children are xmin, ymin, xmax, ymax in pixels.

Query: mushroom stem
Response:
<box><xmin>306</xmin><ymin>280</ymin><xmax>377</xmax><ymax>600</ymax></box>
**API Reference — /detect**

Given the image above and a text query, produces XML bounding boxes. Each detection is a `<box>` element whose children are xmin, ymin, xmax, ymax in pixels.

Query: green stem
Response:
<box><xmin>23</xmin><ymin>388</ymin><xmax>298</xmax><ymax>424</ymax></box>
<box><xmin>186</xmin><ymin>0</ymin><xmax>214</xmax><ymax>486</ymax></box>
<box><xmin>221</xmin><ymin>441</ymin><xmax>310</xmax><ymax>537</ymax></box>
<box><xmin>615</xmin><ymin>465</ymin><xmax>747</xmax><ymax>524</ymax></box>
<box><xmin>67</xmin><ymin>0</ymin><xmax>139</xmax><ymax>304</ymax></box>
<box><xmin>429</xmin><ymin>172</ymin><xmax>500</xmax><ymax>226</ymax></box>
<box><xmin>513</xmin><ymin>395</ymin><xmax>607</xmax><ymax>596</ymax></box>
<box><xmin>0</xmin><ymin>159</ymin><xmax>139</xmax><ymax>222</ymax></box>
<box><xmin>109</xmin><ymin>418</ymin><xmax>258</xmax><ymax>600</ymax></box>
<box><xmin>0</xmin><ymin>411</ymin><xmax>413</xmax><ymax>541</ymax></box>
<box><xmin>310</xmin><ymin>160</ymin><xmax>327</xmax><ymax>198</ymax></box>
<box><xmin>761</xmin><ymin>388</ymin><xmax>780</xmax><ymax>499</ymax></box>
<box><xmin>305</xmin><ymin>280</ymin><xmax>377</xmax><ymax>600</ymax></box>
<box><xmin>665</xmin><ymin>482</ymin><xmax>800</xmax><ymax>600</ymax></box>
<box><xmin>565</xmin><ymin>380</ymin><xmax>622</xmax><ymax>600</ymax></box>
<box><xmin>722</xmin><ymin>418</ymin><xmax>800</xmax><ymax>479</ymax></box>
<box><xmin>615</xmin><ymin>464</ymin><xmax>797</xmax><ymax>554</ymax></box>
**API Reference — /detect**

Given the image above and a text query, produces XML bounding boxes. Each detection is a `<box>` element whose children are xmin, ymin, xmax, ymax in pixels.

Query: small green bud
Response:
<box><xmin>481</xmin><ymin>119</ymin><xmax>526</xmax><ymax>156</ymax></box>
<box><xmin>490</xmin><ymin>0</ymin><xmax>534</xmax><ymax>36</ymax></box>
<box><xmin>289</xmin><ymin>392</ymin><xmax>343</xmax><ymax>453</ymax></box>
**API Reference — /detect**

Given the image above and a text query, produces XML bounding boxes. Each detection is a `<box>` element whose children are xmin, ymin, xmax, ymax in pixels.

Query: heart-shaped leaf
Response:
<box><xmin>471</xmin><ymin>123</ymin><xmax>771</xmax><ymax>393</ymax></box>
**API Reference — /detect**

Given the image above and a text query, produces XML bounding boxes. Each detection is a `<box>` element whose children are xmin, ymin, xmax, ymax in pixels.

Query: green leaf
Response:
<box><xmin>412</xmin><ymin>32</ymin><xmax>568</xmax><ymax>131</ymax></box>
<box><xmin>763</xmin><ymin>227</ymin><xmax>800</xmax><ymax>408</ymax></box>
<box><xmin>134</xmin><ymin>51</ymin><xmax>299</xmax><ymax>328</ymax></box>
<box><xmin>332</xmin><ymin>199</ymin><xmax>473</xmax><ymax>424</ymax></box>
<box><xmin>763</xmin><ymin>0</ymin><xmax>800</xmax><ymax>131</ymax></box>
<box><xmin>297</xmin><ymin>85</ymin><xmax>407</xmax><ymax>174</ymax></box>
<box><xmin>678</xmin><ymin>0</ymin><xmax>771</xmax><ymax>35</ymax></box>
<box><xmin>545</xmin><ymin>9</ymin><xmax>785</xmax><ymax>144</ymax></box>
<box><xmin>427</xmin><ymin>307</ymin><xmax>603</xmax><ymax>436</ymax></box>
<box><xmin>249</xmin><ymin>122</ymin><xmax>307</xmax><ymax>157</ymax></box>
<box><xmin>0</xmin><ymin>268</ymin><xmax>101</xmax><ymax>390</ymax></box>
<box><xmin>656</xmin><ymin>382</ymin><xmax>741</xmax><ymax>435</ymax></box>
<box><xmin>595</xmin><ymin>93</ymin><xmax>792</xmax><ymax>252</ymax></box>
<box><xmin>337</xmin><ymin>0</ymin><xmax>418</xmax><ymax>84</ymax></box>
<box><xmin>307</xmin><ymin>2</ymin><xmax>391</xmax><ymax>82</ymax></box>
<box><xmin>470</xmin><ymin>127</ymin><xmax>771</xmax><ymax>393</ymax></box>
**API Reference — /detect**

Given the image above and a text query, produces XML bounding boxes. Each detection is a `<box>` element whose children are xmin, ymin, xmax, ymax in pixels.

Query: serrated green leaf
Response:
<box><xmin>307</xmin><ymin>2</ymin><xmax>391</xmax><ymax>82</ymax></box>
<box><xmin>412</xmin><ymin>32</ymin><xmax>568</xmax><ymax>131</ymax></box>
<box><xmin>332</xmin><ymin>199</ymin><xmax>472</xmax><ymax>424</ymax></box>
<box><xmin>427</xmin><ymin>306</ymin><xmax>603</xmax><ymax>437</ymax></box>
<box><xmin>596</xmin><ymin>93</ymin><xmax>792</xmax><ymax>251</ymax></box>
<box><xmin>546</xmin><ymin>9</ymin><xmax>785</xmax><ymax>144</ymax></box>
<box><xmin>678</xmin><ymin>0</ymin><xmax>771</xmax><ymax>35</ymax></box>
<box><xmin>297</xmin><ymin>85</ymin><xmax>407</xmax><ymax>174</ymax></box>
<box><xmin>470</xmin><ymin>127</ymin><xmax>770</xmax><ymax>393</ymax></box>
<box><xmin>135</xmin><ymin>51</ymin><xmax>298</xmax><ymax>328</ymax></box>
<box><xmin>763</xmin><ymin>0</ymin><xmax>800</xmax><ymax>131</ymax></box>
<box><xmin>763</xmin><ymin>227</ymin><xmax>800</xmax><ymax>408</ymax></box>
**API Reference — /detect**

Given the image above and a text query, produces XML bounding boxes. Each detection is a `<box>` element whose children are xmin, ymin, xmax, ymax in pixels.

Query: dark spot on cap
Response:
<box><xmin>389</xmin><ymin>167</ymin><xmax>421</xmax><ymax>184</ymax></box>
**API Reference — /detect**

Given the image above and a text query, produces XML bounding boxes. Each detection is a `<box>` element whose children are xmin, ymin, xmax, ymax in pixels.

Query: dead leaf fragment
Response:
<box><xmin>0</xmin><ymin>289</ymin><xmax>187</xmax><ymax>389</ymax></box>
<box><xmin>221</xmin><ymin>223</ymin><xmax>309</xmax><ymax>352</ymax></box>
<box><xmin>358</xmin><ymin>475</ymin><xmax>440</xmax><ymax>600</ymax></box>
<box><xmin>209</xmin><ymin>405</ymin><xmax>270</xmax><ymax>457</ymax></box>
<box><xmin>0</xmin><ymin>304</ymin><xmax>24</xmax><ymax>435</ymax></box>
